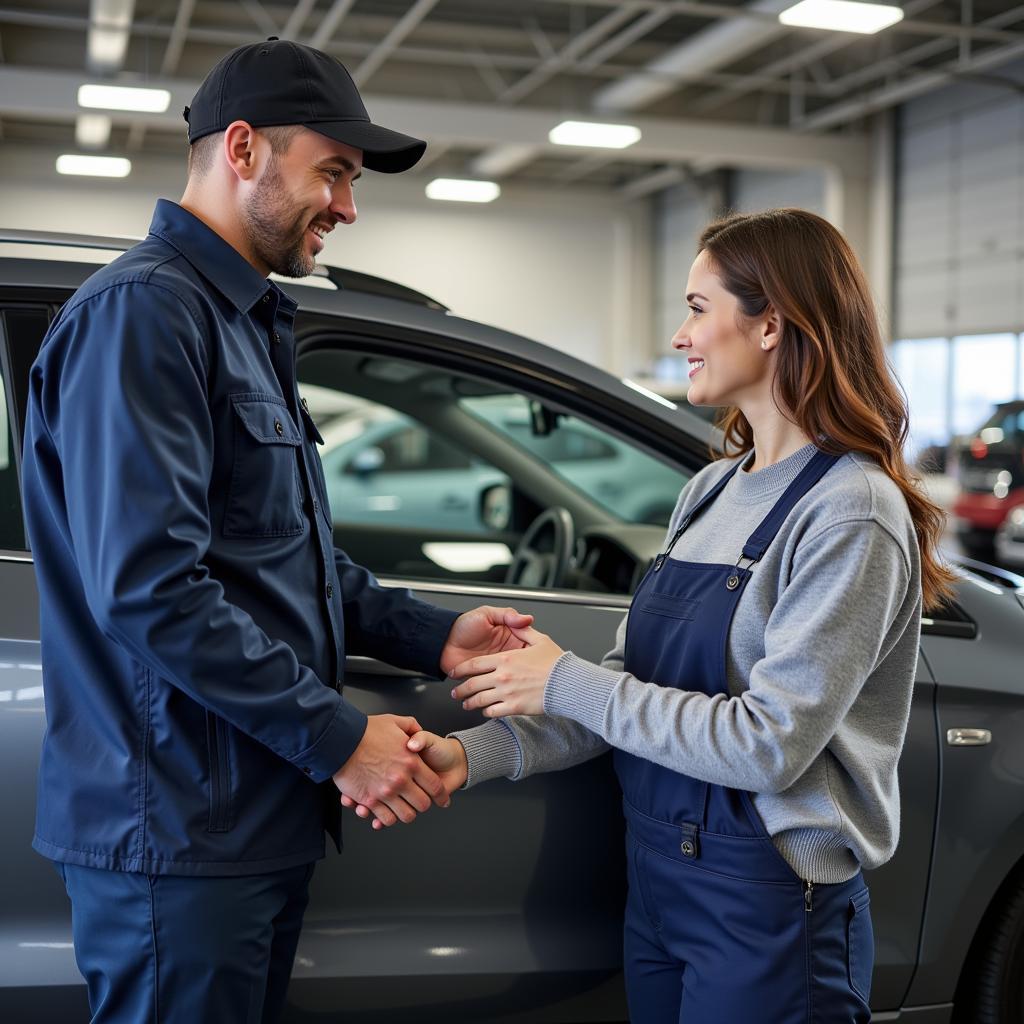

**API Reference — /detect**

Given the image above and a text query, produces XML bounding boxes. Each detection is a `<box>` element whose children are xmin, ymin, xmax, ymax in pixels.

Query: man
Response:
<box><xmin>22</xmin><ymin>38</ymin><xmax>531</xmax><ymax>1024</ymax></box>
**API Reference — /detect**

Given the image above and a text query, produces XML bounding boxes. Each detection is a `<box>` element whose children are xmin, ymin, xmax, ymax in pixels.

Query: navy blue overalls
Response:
<box><xmin>617</xmin><ymin>449</ymin><xmax>874</xmax><ymax>1023</ymax></box>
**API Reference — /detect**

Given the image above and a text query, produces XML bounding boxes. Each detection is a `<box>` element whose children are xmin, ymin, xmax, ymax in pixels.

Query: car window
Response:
<box><xmin>460</xmin><ymin>394</ymin><xmax>686</xmax><ymax>526</ymax></box>
<box><xmin>980</xmin><ymin>405</ymin><xmax>1024</xmax><ymax>438</ymax></box>
<box><xmin>348</xmin><ymin>423</ymin><xmax>475</xmax><ymax>474</ymax></box>
<box><xmin>297</xmin><ymin>346</ymin><xmax>691</xmax><ymax>595</ymax></box>
<box><xmin>0</xmin><ymin>307</ymin><xmax>47</xmax><ymax>552</ymax></box>
<box><xmin>0</xmin><ymin>369</ymin><xmax>24</xmax><ymax>551</ymax></box>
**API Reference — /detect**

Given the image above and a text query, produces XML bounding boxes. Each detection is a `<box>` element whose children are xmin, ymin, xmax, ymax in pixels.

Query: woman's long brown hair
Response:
<box><xmin>698</xmin><ymin>208</ymin><xmax>957</xmax><ymax>612</ymax></box>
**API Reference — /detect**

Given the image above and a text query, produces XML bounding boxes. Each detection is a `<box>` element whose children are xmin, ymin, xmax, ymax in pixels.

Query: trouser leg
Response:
<box><xmin>620</xmin><ymin>835</ymin><xmax>874</xmax><ymax>1024</ymax></box>
<box><xmin>623</xmin><ymin>838</ymin><xmax>685</xmax><ymax>1024</ymax></box>
<box><xmin>261</xmin><ymin>862</ymin><xmax>316</xmax><ymax>1024</ymax></box>
<box><xmin>58</xmin><ymin>861</ymin><xmax>315</xmax><ymax>1024</ymax></box>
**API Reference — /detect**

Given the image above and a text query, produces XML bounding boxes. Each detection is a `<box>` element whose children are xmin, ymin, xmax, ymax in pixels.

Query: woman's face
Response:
<box><xmin>672</xmin><ymin>249</ymin><xmax>773</xmax><ymax>410</ymax></box>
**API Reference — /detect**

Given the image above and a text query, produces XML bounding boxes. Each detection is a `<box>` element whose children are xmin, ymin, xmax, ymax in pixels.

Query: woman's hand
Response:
<box><xmin>339</xmin><ymin>731</ymin><xmax>468</xmax><ymax>831</ymax></box>
<box><xmin>449</xmin><ymin>626</ymin><xmax>564</xmax><ymax>717</ymax></box>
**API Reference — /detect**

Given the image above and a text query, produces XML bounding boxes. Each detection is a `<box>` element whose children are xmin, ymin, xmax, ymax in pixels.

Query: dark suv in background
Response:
<box><xmin>1</xmin><ymin>232</ymin><xmax>1024</xmax><ymax>1023</ymax></box>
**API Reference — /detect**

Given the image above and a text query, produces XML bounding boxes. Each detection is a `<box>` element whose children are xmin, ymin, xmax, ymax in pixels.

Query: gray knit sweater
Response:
<box><xmin>453</xmin><ymin>441</ymin><xmax>923</xmax><ymax>884</ymax></box>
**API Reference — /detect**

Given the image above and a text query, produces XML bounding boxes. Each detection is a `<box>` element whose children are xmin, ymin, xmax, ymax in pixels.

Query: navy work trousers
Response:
<box><xmin>57</xmin><ymin>860</ymin><xmax>315</xmax><ymax>1024</ymax></box>
<box><xmin>623</xmin><ymin>817</ymin><xmax>873</xmax><ymax>1023</ymax></box>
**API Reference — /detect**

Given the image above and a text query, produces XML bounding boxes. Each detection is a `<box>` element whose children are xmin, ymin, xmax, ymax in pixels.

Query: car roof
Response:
<box><xmin>0</xmin><ymin>230</ymin><xmax>719</xmax><ymax>453</ymax></box>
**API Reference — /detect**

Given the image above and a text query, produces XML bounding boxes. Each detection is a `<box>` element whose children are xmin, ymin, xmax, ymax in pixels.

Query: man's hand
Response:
<box><xmin>449</xmin><ymin>625</ymin><xmax>563</xmax><ymax>717</ymax></box>
<box><xmin>341</xmin><ymin>731</ymin><xmax>468</xmax><ymax>832</ymax></box>
<box><xmin>332</xmin><ymin>714</ymin><xmax>448</xmax><ymax>828</ymax></box>
<box><xmin>439</xmin><ymin>605</ymin><xmax>535</xmax><ymax>677</ymax></box>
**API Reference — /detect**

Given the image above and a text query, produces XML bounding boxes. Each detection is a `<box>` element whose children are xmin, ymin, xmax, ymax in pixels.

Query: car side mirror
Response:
<box><xmin>349</xmin><ymin>446</ymin><xmax>385</xmax><ymax>478</ymax></box>
<box><xmin>480</xmin><ymin>482</ymin><xmax>512</xmax><ymax>530</ymax></box>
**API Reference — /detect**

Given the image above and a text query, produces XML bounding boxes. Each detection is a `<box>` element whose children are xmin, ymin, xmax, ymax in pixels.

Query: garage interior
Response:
<box><xmin>0</xmin><ymin>4</ymin><xmax>1022</xmax><ymax>558</ymax></box>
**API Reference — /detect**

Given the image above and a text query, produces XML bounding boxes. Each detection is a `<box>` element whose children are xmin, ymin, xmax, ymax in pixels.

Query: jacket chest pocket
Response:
<box><xmin>224</xmin><ymin>395</ymin><xmax>305</xmax><ymax>538</ymax></box>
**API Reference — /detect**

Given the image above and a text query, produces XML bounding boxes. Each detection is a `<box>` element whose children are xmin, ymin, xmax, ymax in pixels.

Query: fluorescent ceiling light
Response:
<box><xmin>78</xmin><ymin>83</ymin><xmax>171</xmax><ymax>113</ymax></box>
<box><xmin>549</xmin><ymin>120</ymin><xmax>642</xmax><ymax>149</ymax></box>
<box><xmin>56</xmin><ymin>154</ymin><xmax>132</xmax><ymax>178</ymax></box>
<box><xmin>75</xmin><ymin>114</ymin><xmax>112</xmax><ymax>150</ymax></box>
<box><xmin>425</xmin><ymin>179</ymin><xmax>501</xmax><ymax>203</ymax></box>
<box><xmin>779</xmin><ymin>0</ymin><xmax>904</xmax><ymax>34</ymax></box>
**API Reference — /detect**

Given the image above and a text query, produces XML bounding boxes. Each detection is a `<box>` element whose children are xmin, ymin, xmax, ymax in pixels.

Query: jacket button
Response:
<box><xmin>681</xmin><ymin>840</ymin><xmax>695</xmax><ymax>857</ymax></box>
<box><xmin>274</xmin><ymin>419</ymin><xmax>284</xmax><ymax>436</ymax></box>
<box><xmin>726</xmin><ymin>575</ymin><xmax>739</xmax><ymax>590</ymax></box>
<box><xmin>336</xmin><ymin>679</ymin><xmax>343</xmax><ymax>692</ymax></box>
<box><xmin>262</xmin><ymin>294</ymin><xmax>271</xmax><ymax>303</ymax></box>
<box><xmin>326</xmin><ymin>582</ymin><xmax>334</xmax><ymax>599</ymax></box>
<box><xmin>272</xmin><ymin>331</ymin><xmax>281</xmax><ymax>343</ymax></box>
<box><xmin>302</xmin><ymin>767</ymin><xmax>312</xmax><ymax>775</ymax></box>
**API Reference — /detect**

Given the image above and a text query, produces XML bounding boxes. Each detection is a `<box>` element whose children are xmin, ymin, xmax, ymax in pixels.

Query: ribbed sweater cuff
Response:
<box><xmin>543</xmin><ymin>652</ymin><xmax>620</xmax><ymax>737</ymax></box>
<box><xmin>448</xmin><ymin>720</ymin><xmax>522</xmax><ymax>788</ymax></box>
<box><xmin>772</xmin><ymin>829</ymin><xmax>861</xmax><ymax>884</ymax></box>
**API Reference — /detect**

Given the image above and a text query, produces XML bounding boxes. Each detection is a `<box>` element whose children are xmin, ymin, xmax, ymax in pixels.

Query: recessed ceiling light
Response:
<box><xmin>56</xmin><ymin>154</ymin><xmax>132</xmax><ymax>178</ymax></box>
<box><xmin>549</xmin><ymin>120</ymin><xmax>642</xmax><ymax>149</ymax></box>
<box><xmin>779</xmin><ymin>0</ymin><xmax>904</xmax><ymax>34</ymax></box>
<box><xmin>75</xmin><ymin>114</ymin><xmax>112</xmax><ymax>150</ymax></box>
<box><xmin>78</xmin><ymin>84</ymin><xmax>171</xmax><ymax>113</ymax></box>
<box><xmin>425</xmin><ymin>179</ymin><xmax>501</xmax><ymax>203</ymax></box>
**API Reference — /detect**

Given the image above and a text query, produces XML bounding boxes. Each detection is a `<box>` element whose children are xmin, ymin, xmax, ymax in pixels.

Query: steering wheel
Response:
<box><xmin>505</xmin><ymin>507</ymin><xmax>575</xmax><ymax>589</ymax></box>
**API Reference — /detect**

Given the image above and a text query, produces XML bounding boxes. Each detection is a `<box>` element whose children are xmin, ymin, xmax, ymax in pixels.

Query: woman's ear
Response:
<box><xmin>760</xmin><ymin>305</ymin><xmax>783</xmax><ymax>353</ymax></box>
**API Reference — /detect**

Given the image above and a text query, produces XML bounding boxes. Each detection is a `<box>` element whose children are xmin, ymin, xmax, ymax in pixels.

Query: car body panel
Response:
<box><xmin>0</xmin><ymin>248</ymin><xmax>1023</xmax><ymax>1022</ymax></box>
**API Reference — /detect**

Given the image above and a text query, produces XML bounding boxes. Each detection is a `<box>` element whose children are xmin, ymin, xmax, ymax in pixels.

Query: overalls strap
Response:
<box><xmin>740</xmin><ymin>449</ymin><xmax>841</xmax><ymax>563</ymax></box>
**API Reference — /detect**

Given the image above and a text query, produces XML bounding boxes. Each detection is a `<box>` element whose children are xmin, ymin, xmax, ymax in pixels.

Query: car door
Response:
<box><xmin>0</xmin><ymin>298</ymin><xmax>92</xmax><ymax>1021</ymax></box>
<box><xmin>290</xmin><ymin>320</ymin><xmax>941</xmax><ymax>1021</ymax></box>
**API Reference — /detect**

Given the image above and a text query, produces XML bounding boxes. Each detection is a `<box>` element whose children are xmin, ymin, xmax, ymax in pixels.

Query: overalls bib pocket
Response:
<box><xmin>224</xmin><ymin>394</ymin><xmax>305</xmax><ymax>538</ymax></box>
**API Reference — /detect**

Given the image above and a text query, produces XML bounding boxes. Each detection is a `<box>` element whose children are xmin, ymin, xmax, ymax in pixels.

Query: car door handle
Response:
<box><xmin>946</xmin><ymin>728</ymin><xmax>992</xmax><ymax>746</ymax></box>
<box><xmin>344</xmin><ymin>655</ymin><xmax>424</xmax><ymax>680</ymax></box>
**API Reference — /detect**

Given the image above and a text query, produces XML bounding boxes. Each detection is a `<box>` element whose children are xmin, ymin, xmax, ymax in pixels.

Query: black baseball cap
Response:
<box><xmin>183</xmin><ymin>37</ymin><xmax>426</xmax><ymax>173</ymax></box>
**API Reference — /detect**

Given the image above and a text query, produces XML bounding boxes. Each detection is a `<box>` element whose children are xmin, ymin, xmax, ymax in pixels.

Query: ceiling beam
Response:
<box><xmin>280</xmin><ymin>0</ymin><xmax>317</xmax><ymax>41</ymax></box>
<box><xmin>161</xmin><ymin>0</ymin><xmax>197</xmax><ymax>75</ymax></box>
<box><xmin>498</xmin><ymin>4</ymin><xmax>638</xmax><ymax>104</ymax></box>
<box><xmin>0</xmin><ymin>64</ymin><xmax>868</xmax><ymax>174</ymax></box>
<box><xmin>308</xmin><ymin>0</ymin><xmax>356</xmax><ymax>50</ymax></box>
<box><xmin>592</xmin><ymin>0</ymin><xmax>792</xmax><ymax>111</ymax></box>
<box><xmin>798</xmin><ymin>35</ymin><xmax>1024</xmax><ymax>130</ymax></box>
<box><xmin>86</xmin><ymin>0</ymin><xmax>136</xmax><ymax>73</ymax></box>
<box><xmin>352</xmin><ymin>0</ymin><xmax>439</xmax><ymax>87</ymax></box>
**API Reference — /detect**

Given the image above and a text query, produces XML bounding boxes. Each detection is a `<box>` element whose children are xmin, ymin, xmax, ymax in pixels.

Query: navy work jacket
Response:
<box><xmin>23</xmin><ymin>199</ymin><xmax>459</xmax><ymax>875</ymax></box>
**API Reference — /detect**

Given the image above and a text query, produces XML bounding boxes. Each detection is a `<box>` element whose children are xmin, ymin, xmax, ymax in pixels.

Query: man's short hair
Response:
<box><xmin>187</xmin><ymin>124</ymin><xmax>303</xmax><ymax>179</ymax></box>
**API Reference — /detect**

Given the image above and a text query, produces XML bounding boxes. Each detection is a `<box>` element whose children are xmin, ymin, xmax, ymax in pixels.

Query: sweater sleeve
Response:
<box><xmin>544</xmin><ymin>518</ymin><xmax>915</xmax><ymax>794</ymax></box>
<box><xmin>451</xmin><ymin>607</ymin><xmax>640</xmax><ymax>785</ymax></box>
<box><xmin>451</xmin><ymin>479</ymin><xmax>696</xmax><ymax>787</ymax></box>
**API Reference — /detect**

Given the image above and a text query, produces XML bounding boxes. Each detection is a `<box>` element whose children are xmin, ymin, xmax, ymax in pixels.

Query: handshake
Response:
<box><xmin>331</xmin><ymin>603</ymin><xmax>565</xmax><ymax>831</ymax></box>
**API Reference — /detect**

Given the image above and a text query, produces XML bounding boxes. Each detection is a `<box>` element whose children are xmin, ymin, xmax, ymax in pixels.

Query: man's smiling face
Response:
<box><xmin>241</xmin><ymin>127</ymin><xmax>363</xmax><ymax>278</ymax></box>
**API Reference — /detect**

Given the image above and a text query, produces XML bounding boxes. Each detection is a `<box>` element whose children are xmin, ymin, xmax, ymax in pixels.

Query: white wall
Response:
<box><xmin>651</xmin><ymin>168</ymin><xmax>827</xmax><ymax>354</ymax></box>
<box><xmin>653</xmin><ymin>182</ymin><xmax>718</xmax><ymax>350</ymax></box>
<box><xmin>895</xmin><ymin>61</ymin><xmax>1024</xmax><ymax>339</ymax></box>
<box><xmin>0</xmin><ymin>143</ymin><xmax>652</xmax><ymax>375</ymax></box>
<box><xmin>732</xmin><ymin>168</ymin><xmax>826</xmax><ymax>216</ymax></box>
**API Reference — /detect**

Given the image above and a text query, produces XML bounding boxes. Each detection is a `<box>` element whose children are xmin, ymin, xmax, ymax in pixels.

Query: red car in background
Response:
<box><xmin>953</xmin><ymin>400</ymin><xmax>1024</xmax><ymax>557</ymax></box>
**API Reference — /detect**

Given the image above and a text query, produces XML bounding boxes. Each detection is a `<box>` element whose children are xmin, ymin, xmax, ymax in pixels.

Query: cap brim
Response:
<box><xmin>308</xmin><ymin>120</ymin><xmax>426</xmax><ymax>173</ymax></box>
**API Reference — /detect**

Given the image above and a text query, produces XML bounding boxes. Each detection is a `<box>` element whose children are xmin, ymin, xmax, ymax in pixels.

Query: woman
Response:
<box><xmin>345</xmin><ymin>209</ymin><xmax>957</xmax><ymax>1022</ymax></box>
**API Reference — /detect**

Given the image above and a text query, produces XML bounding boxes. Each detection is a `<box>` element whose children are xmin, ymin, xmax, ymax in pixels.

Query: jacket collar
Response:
<box><xmin>147</xmin><ymin>198</ymin><xmax>277</xmax><ymax>314</ymax></box>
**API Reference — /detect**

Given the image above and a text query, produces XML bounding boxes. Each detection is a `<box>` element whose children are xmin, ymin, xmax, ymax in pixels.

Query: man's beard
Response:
<box><xmin>241</xmin><ymin>160</ymin><xmax>316</xmax><ymax>278</ymax></box>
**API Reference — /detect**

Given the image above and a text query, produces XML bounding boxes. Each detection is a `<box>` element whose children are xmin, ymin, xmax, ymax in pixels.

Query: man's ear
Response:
<box><xmin>222</xmin><ymin>121</ymin><xmax>261</xmax><ymax>182</ymax></box>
